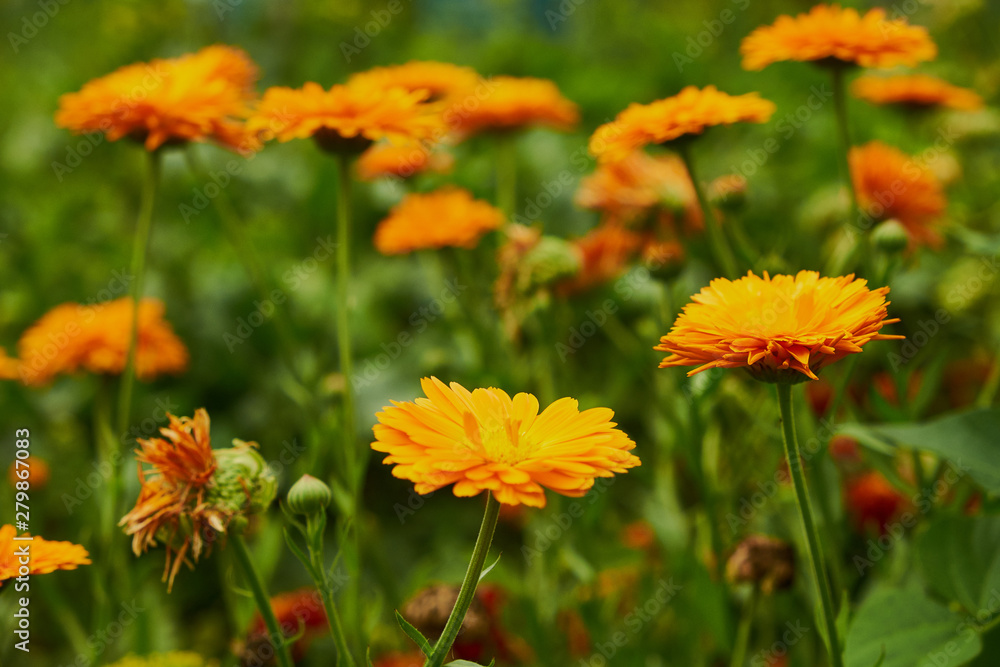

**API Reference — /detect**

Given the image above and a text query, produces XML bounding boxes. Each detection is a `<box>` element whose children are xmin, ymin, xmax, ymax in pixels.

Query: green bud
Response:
<box><xmin>287</xmin><ymin>474</ymin><xmax>332</xmax><ymax>515</ymax></box>
<box><xmin>520</xmin><ymin>236</ymin><xmax>581</xmax><ymax>291</ymax></box>
<box><xmin>872</xmin><ymin>219</ymin><xmax>910</xmax><ymax>254</ymax></box>
<box><xmin>208</xmin><ymin>441</ymin><xmax>277</xmax><ymax>516</ymax></box>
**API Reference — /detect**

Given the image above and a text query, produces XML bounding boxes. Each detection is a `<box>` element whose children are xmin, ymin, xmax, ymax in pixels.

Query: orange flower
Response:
<box><xmin>357</xmin><ymin>141</ymin><xmax>453</xmax><ymax>181</ymax></box>
<box><xmin>852</xmin><ymin>74</ymin><xmax>982</xmax><ymax>111</ymax></box>
<box><xmin>120</xmin><ymin>409</ymin><xmax>275</xmax><ymax>590</ymax></box>
<box><xmin>845</xmin><ymin>471</ymin><xmax>907</xmax><ymax>535</ymax></box>
<box><xmin>55</xmin><ymin>45</ymin><xmax>259</xmax><ymax>152</ymax></box>
<box><xmin>14</xmin><ymin>297</ymin><xmax>188</xmax><ymax>386</ymax></box>
<box><xmin>656</xmin><ymin>271</ymin><xmax>903</xmax><ymax>382</ymax></box>
<box><xmin>349</xmin><ymin>61</ymin><xmax>480</xmax><ymax>102</ymax></box>
<box><xmin>247</xmin><ymin>588</ymin><xmax>327</xmax><ymax>661</ymax></box>
<box><xmin>557</xmin><ymin>224</ymin><xmax>642</xmax><ymax>295</ymax></box>
<box><xmin>622</xmin><ymin>520</ymin><xmax>657</xmax><ymax>551</ymax></box>
<box><xmin>445</xmin><ymin>76</ymin><xmax>579</xmax><ymax>137</ymax></box>
<box><xmin>0</xmin><ymin>524</ymin><xmax>90</xmax><ymax>586</ymax></box>
<box><xmin>7</xmin><ymin>456</ymin><xmax>50</xmax><ymax>489</ymax></box>
<box><xmin>374</xmin><ymin>187</ymin><xmax>504</xmax><ymax>255</ymax></box>
<box><xmin>590</xmin><ymin>86</ymin><xmax>775</xmax><ymax>163</ymax></box>
<box><xmin>850</xmin><ymin>141</ymin><xmax>946</xmax><ymax>248</ymax></box>
<box><xmin>0</xmin><ymin>348</ymin><xmax>19</xmax><ymax>380</ymax></box>
<box><xmin>576</xmin><ymin>151</ymin><xmax>702</xmax><ymax>231</ymax></box>
<box><xmin>247</xmin><ymin>81</ymin><xmax>443</xmax><ymax>152</ymax></box>
<box><xmin>740</xmin><ymin>5</ymin><xmax>937</xmax><ymax>71</ymax></box>
<box><xmin>371</xmin><ymin>377</ymin><xmax>640</xmax><ymax>507</ymax></box>
<box><xmin>372</xmin><ymin>653</ymin><xmax>425</xmax><ymax>667</ymax></box>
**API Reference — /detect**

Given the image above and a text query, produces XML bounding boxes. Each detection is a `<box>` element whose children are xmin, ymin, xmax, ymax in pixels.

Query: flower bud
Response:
<box><xmin>725</xmin><ymin>535</ymin><xmax>795</xmax><ymax>594</ymax></box>
<box><xmin>872</xmin><ymin>219</ymin><xmax>909</xmax><ymax>254</ymax></box>
<box><xmin>520</xmin><ymin>236</ymin><xmax>582</xmax><ymax>291</ymax></box>
<box><xmin>642</xmin><ymin>241</ymin><xmax>685</xmax><ymax>282</ymax></box>
<box><xmin>209</xmin><ymin>441</ymin><xmax>277</xmax><ymax>516</ymax></box>
<box><xmin>287</xmin><ymin>474</ymin><xmax>333</xmax><ymax>515</ymax></box>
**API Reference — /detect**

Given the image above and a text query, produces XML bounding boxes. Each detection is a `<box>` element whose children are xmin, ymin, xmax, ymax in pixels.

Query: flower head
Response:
<box><xmin>852</xmin><ymin>74</ymin><xmax>982</xmax><ymax>111</ymax></box>
<box><xmin>13</xmin><ymin>297</ymin><xmax>188</xmax><ymax>386</ymax></box>
<box><xmin>357</xmin><ymin>141</ymin><xmax>453</xmax><ymax>181</ymax></box>
<box><xmin>656</xmin><ymin>271</ymin><xmax>902</xmax><ymax>382</ymax></box>
<box><xmin>845</xmin><ymin>471</ymin><xmax>908</xmax><ymax>535</ymax></box>
<box><xmin>725</xmin><ymin>535</ymin><xmax>795</xmax><ymax>594</ymax></box>
<box><xmin>850</xmin><ymin>141</ymin><xmax>946</xmax><ymax>248</ymax></box>
<box><xmin>349</xmin><ymin>61</ymin><xmax>480</xmax><ymax>102</ymax></box>
<box><xmin>120</xmin><ymin>409</ymin><xmax>276</xmax><ymax>590</ymax></box>
<box><xmin>740</xmin><ymin>5</ymin><xmax>937</xmax><ymax>71</ymax></box>
<box><xmin>55</xmin><ymin>45</ymin><xmax>260</xmax><ymax>152</ymax></box>
<box><xmin>590</xmin><ymin>86</ymin><xmax>775</xmax><ymax>163</ymax></box>
<box><xmin>0</xmin><ymin>524</ymin><xmax>90</xmax><ymax>586</ymax></box>
<box><xmin>372</xmin><ymin>377</ymin><xmax>640</xmax><ymax>507</ymax></box>
<box><xmin>246</xmin><ymin>588</ymin><xmax>327</xmax><ymax>662</ymax></box>
<box><xmin>248</xmin><ymin>80</ymin><xmax>443</xmax><ymax>153</ymax></box>
<box><xmin>374</xmin><ymin>187</ymin><xmax>504</xmax><ymax>255</ymax></box>
<box><xmin>445</xmin><ymin>76</ymin><xmax>579</xmax><ymax>137</ymax></box>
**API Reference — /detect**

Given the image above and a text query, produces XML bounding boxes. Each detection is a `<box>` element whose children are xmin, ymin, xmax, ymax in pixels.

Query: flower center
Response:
<box><xmin>462</xmin><ymin>412</ymin><xmax>527</xmax><ymax>465</ymax></box>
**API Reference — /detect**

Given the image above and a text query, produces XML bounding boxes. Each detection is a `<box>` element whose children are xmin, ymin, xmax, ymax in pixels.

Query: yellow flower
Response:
<box><xmin>55</xmin><ymin>45</ymin><xmax>260</xmax><ymax>152</ymax></box>
<box><xmin>850</xmin><ymin>141</ymin><xmax>946</xmax><ymax>248</ymax></box>
<box><xmin>374</xmin><ymin>187</ymin><xmax>504</xmax><ymax>255</ymax></box>
<box><xmin>852</xmin><ymin>74</ymin><xmax>983</xmax><ymax>111</ymax></box>
<box><xmin>13</xmin><ymin>297</ymin><xmax>188</xmax><ymax>386</ymax></box>
<box><xmin>349</xmin><ymin>61</ymin><xmax>480</xmax><ymax>102</ymax></box>
<box><xmin>741</xmin><ymin>4</ymin><xmax>937</xmax><ymax>71</ymax></box>
<box><xmin>371</xmin><ymin>377</ymin><xmax>640</xmax><ymax>507</ymax></box>
<box><xmin>656</xmin><ymin>271</ymin><xmax>903</xmax><ymax>382</ymax></box>
<box><xmin>589</xmin><ymin>86</ymin><xmax>775</xmax><ymax>163</ymax></box>
<box><xmin>445</xmin><ymin>76</ymin><xmax>579</xmax><ymax>137</ymax></box>
<box><xmin>247</xmin><ymin>81</ymin><xmax>443</xmax><ymax>153</ymax></box>
<box><xmin>0</xmin><ymin>524</ymin><xmax>90</xmax><ymax>586</ymax></box>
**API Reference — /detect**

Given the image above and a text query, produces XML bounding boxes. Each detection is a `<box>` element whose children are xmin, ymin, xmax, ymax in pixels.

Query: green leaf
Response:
<box><xmin>394</xmin><ymin>610</ymin><xmax>432</xmax><ymax>656</ymax></box>
<box><xmin>838</xmin><ymin>409</ymin><xmax>1000</xmax><ymax>493</ymax></box>
<box><xmin>916</xmin><ymin>516</ymin><xmax>1000</xmax><ymax>613</ymax></box>
<box><xmin>366</xmin><ymin>647</ymin><xmax>375</xmax><ymax>667</ymax></box>
<box><xmin>844</xmin><ymin>586</ymin><xmax>982</xmax><ymax>667</ymax></box>
<box><xmin>479</xmin><ymin>553</ymin><xmax>502</xmax><ymax>583</ymax></box>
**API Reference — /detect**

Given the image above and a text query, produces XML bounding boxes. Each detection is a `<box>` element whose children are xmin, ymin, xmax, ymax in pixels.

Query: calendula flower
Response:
<box><xmin>120</xmin><ymin>409</ymin><xmax>276</xmax><ymax>591</ymax></box>
<box><xmin>850</xmin><ymin>141</ymin><xmax>947</xmax><ymax>248</ymax></box>
<box><xmin>245</xmin><ymin>588</ymin><xmax>327</xmax><ymax>662</ymax></box>
<box><xmin>741</xmin><ymin>4</ymin><xmax>936</xmax><ymax>71</ymax></box>
<box><xmin>7</xmin><ymin>457</ymin><xmax>50</xmax><ymax>489</ymax></box>
<box><xmin>349</xmin><ymin>61</ymin><xmax>480</xmax><ymax>102</ymax></box>
<box><xmin>371</xmin><ymin>377</ymin><xmax>640</xmax><ymax>507</ymax></box>
<box><xmin>576</xmin><ymin>151</ymin><xmax>703</xmax><ymax>231</ymax></box>
<box><xmin>446</xmin><ymin>76</ymin><xmax>579</xmax><ymax>137</ymax></box>
<box><xmin>13</xmin><ymin>297</ymin><xmax>188</xmax><ymax>387</ymax></box>
<box><xmin>845</xmin><ymin>471</ymin><xmax>908</xmax><ymax>536</ymax></box>
<box><xmin>590</xmin><ymin>86</ymin><xmax>775</xmax><ymax>163</ymax></box>
<box><xmin>656</xmin><ymin>271</ymin><xmax>903</xmax><ymax>382</ymax></box>
<box><xmin>852</xmin><ymin>73</ymin><xmax>983</xmax><ymax>111</ymax></box>
<box><xmin>107</xmin><ymin>653</ymin><xmax>218</xmax><ymax>667</ymax></box>
<box><xmin>55</xmin><ymin>45</ymin><xmax>260</xmax><ymax>152</ymax></box>
<box><xmin>557</xmin><ymin>224</ymin><xmax>642</xmax><ymax>295</ymax></box>
<box><xmin>247</xmin><ymin>81</ymin><xmax>443</xmax><ymax>153</ymax></box>
<box><xmin>357</xmin><ymin>141</ymin><xmax>453</xmax><ymax>181</ymax></box>
<box><xmin>374</xmin><ymin>187</ymin><xmax>504</xmax><ymax>255</ymax></box>
<box><xmin>0</xmin><ymin>524</ymin><xmax>90</xmax><ymax>586</ymax></box>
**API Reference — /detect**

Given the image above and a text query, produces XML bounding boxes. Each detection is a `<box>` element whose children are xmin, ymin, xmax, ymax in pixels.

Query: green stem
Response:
<box><xmin>679</xmin><ymin>145</ymin><xmax>739</xmax><ymax>279</ymax></box>
<box><xmin>230</xmin><ymin>533</ymin><xmax>294</xmax><ymax>667</ymax></box>
<box><xmin>830</xmin><ymin>67</ymin><xmax>872</xmax><ymax>278</ymax></box>
<box><xmin>775</xmin><ymin>383</ymin><xmax>843</xmax><ymax>667</ymax></box>
<box><xmin>335</xmin><ymin>154</ymin><xmax>358</xmax><ymax>482</ymax></box>
<box><xmin>116</xmin><ymin>150</ymin><xmax>161</xmax><ymax>439</ymax></box>
<box><xmin>975</xmin><ymin>346</ymin><xmax>1000</xmax><ymax>408</ymax></box>
<box><xmin>306</xmin><ymin>515</ymin><xmax>356</xmax><ymax>667</ymax></box>
<box><xmin>424</xmin><ymin>493</ymin><xmax>501</xmax><ymax>667</ymax></box>
<box><xmin>496</xmin><ymin>133</ymin><xmax>517</xmax><ymax>219</ymax></box>
<box><xmin>730</xmin><ymin>588</ymin><xmax>757</xmax><ymax>667</ymax></box>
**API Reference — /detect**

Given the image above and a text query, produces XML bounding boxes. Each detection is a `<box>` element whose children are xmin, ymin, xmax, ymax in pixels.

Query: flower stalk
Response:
<box><xmin>230</xmin><ymin>532</ymin><xmax>294</xmax><ymax>667</ymax></box>
<box><xmin>679</xmin><ymin>145</ymin><xmax>739</xmax><ymax>279</ymax></box>
<box><xmin>775</xmin><ymin>383</ymin><xmax>843</xmax><ymax>667</ymax></box>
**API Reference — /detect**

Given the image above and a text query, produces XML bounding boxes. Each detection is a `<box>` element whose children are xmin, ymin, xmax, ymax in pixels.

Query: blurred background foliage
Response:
<box><xmin>1</xmin><ymin>0</ymin><xmax>1000</xmax><ymax>665</ymax></box>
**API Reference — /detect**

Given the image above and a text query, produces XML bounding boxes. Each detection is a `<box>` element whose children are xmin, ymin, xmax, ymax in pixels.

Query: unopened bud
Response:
<box><xmin>872</xmin><ymin>219</ymin><xmax>910</xmax><ymax>254</ymax></box>
<box><xmin>287</xmin><ymin>474</ymin><xmax>332</xmax><ymax>515</ymax></box>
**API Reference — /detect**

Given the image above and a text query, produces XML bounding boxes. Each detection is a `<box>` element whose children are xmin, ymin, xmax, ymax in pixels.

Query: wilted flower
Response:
<box><xmin>656</xmin><ymin>271</ymin><xmax>903</xmax><ymax>382</ymax></box>
<box><xmin>740</xmin><ymin>5</ymin><xmax>936</xmax><ymax>71</ymax></box>
<box><xmin>371</xmin><ymin>377</ymin><xmax>640</xmax><ymax>507</ymax></box>
<box><xmin>374</xmin><ymin>187</ymin><xmax>504</xmax><ymax>254</ymax></box>
<box><xmin>56</xmin><ymin>45</ymin><xmax>260</xmax><ymax>152</ymax></box>
<box><xmin>590</xmin><ymin>86</ymin><xmax>775</xmax><ymax>163</ymax></box>
<box><xmin>119</xmin><ymin>409</ymin><xmax>276</xmax><ymax>590</ymax></box>
<box><xmin>0</xmin><ymin>524</ymin><xmax>90</xmax><ymax>586</ymax></box>
<box><xmin>12</xmin><ymin>297</ymin><xmax>188</xmax><ymax>386</ymax></box>
<box><xmin>725</xmin><ymin>535</ymin><xmax>795</xmax><ymax>594</ymax></box>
